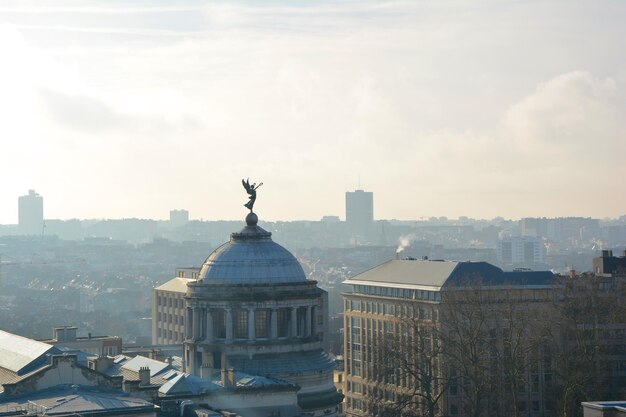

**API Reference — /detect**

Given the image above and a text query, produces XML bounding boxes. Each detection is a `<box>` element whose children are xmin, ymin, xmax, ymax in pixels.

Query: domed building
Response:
<box><xmin>182</xmin><ymin>211</ymin><xmax>342</xmax><ymax>416</ymax></box>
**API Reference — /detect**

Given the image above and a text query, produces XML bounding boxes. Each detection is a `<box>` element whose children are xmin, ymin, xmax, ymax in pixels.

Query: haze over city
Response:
<box><xmin>1</xmin><ymin>1</ymin><xmax>625</xmax><ymax>223</ymax></box>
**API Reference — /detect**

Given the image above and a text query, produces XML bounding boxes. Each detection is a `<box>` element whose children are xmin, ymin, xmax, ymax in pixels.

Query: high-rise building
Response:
<box><xmin>169</xmin><ymin>209</ymin><xmax>189</xmax><ymax>228</ymax></box>
<box><xmin>18</xmin><ymin>189</ymin><xmax>43</xmax><ymax>235</ymax></box>
<box><xmin>497</xmin><ymin>235</ymin><xmax>545</xmax><ymax>264</ymax></box>
<box><xmin>345</xmin><ymin>189</ymin><xmax>373</xmax><ymax>238</ymax></box>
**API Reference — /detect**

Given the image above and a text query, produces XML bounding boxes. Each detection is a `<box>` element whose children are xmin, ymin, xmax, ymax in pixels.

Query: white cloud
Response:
<box><xmin>0</xmin><ymin>2</ymin><xmax>625</xmax><ymax>222</ymax></box>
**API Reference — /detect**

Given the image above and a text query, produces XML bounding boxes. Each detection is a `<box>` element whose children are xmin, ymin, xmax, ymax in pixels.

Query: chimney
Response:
<box><xmin>89</xmin><ymin>355</ymin><xmax>113</xmax><ymax>373</ymax></box>
<box><xmin>139</xmin><ymin>366</ymin><xmax>150</xmax><ymax>386</ymax></box>
<box><xmin>227</xmin><ymin>367</ymin><xmax>236</xmax><ymax>387</ymax></box>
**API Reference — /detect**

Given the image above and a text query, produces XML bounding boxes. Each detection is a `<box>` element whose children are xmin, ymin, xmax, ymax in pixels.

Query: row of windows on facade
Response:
<box><xmin>345</xmin><ymin>302</ymin><xmax>439</xmax><ymax>321</ymax></box>
<box><xmin>158</xmin><ymin>312</ymin><xmax>183</xmax><ymax>325</ymax></box>
<box><xmin>347</xmin><ymin>397</ymin><xmax>546</xmax><ymax>416</ymax></box>
<box><xmin>157</xmin><ymin>328</ymin><xmax>183</xmax><ymax>342</ymax></box>
<box><xmin>157</xmin><ymin>295</ymin><xmax>184</xmax><ymax>309</ymax></box>
<box><xmin>351</xmin><ymin>285</ymin><xmax>442</xmax><ymax>301</ymax></box>
<box><xmin>188</xmin><ymin>307</ymin><xmax>321</xmax><ymax>340</ymax></box>
<box><xmin>346</xmin><ymin>381</ymin><xmax>547</xmax><ymax>416</ymax></box>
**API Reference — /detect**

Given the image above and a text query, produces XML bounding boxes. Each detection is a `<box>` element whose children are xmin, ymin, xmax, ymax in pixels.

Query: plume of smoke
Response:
<box><xmin>396</xmin><ymin>234</ymin><xmax>416</xmax><ymax>254</ymax></box>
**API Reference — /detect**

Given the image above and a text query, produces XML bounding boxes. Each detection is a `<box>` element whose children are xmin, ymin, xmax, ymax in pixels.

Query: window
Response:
<box><xmin>277</xmin><ymin>308</ymin><xmax>290</xmax><ymax>337</ymax></box>
<box><xmin>213</xmin><ymin>309</ymin><xmax>226</xmax><ymax>339</ymax></box>
<box><xmin>234</xmin><ymin>309</ymin><xmax>248</xmax><ymax>338</ymax></box>
<box><xmin>255</xmin><ymin>309</ymin><xmax>269</xmax><ymax>338</ymax></box>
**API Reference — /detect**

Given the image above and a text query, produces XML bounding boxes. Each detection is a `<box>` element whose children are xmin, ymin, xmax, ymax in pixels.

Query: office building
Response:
<box><xmin>497</xmin><ymin>235</ymin><xmax>545</xmax><ymax>264</ymax></box>
<box><xmin>153</xmin><ymin>268</ymin><xmax>199</xmax><ymax>345</ymax></box>
<box><xmin>343</xmin><ymin>259</ymin><xmax>626</xmax><ymax>417</ymax></box>
<box><xmin>18</xmin><ymin>189</ymin><xmax>43</xmax><ymax>235</ymax></box>
<box><xmin>169</xmin><ymin>209</ymin><xmax>189</xmax><ymax>228</ymax></box>
<box><xmin>345</xmin><ymin>189</ymin><xmax>373</xmax><ymax>240</ymax></box>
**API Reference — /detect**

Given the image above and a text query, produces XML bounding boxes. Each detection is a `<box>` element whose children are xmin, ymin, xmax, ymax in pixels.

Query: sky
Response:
<box><xmin>0</xmin><ymin>0</ymin><xmax>625</xmax><ymax>222</ymax></box>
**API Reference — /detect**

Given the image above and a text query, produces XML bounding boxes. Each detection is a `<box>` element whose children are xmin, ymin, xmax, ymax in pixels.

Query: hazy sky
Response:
<box><xmin>0</xmin><ymin>1</ymin><xmax>625</xmax><ymax>222</ymax></box>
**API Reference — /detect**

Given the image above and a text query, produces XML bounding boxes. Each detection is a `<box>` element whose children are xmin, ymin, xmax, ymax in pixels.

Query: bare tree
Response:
<box><xmin>439</xmin><ymin>287</ymin><xmax>493</xmax><ymax>417</ymax></box>
<box><xmin>367</xmin><ymin>310</ymin><xmax>452</xmax><ymax>417</ymax></box>
<box><xmin>548</xmin><ymin>273</ymin><xmax>626</xmax><ymax>417</ymax></box>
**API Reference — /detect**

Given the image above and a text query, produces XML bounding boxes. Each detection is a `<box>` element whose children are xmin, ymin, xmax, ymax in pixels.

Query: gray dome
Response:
<box><xmin>198</xmin><ymin>223</ymin><xmax>307</xmax><ymax>285</ymax></box>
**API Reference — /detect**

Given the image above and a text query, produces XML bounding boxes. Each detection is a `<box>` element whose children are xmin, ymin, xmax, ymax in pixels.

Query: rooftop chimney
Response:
<box><xmin>88</xmin><ymin>355</ymin><xmax>113</xmax><ymax>373</ymax></box>
<box><xmin>139</xmin><ymin>366</ymin><xmax>150</xmax><ymax>386</ymax></box>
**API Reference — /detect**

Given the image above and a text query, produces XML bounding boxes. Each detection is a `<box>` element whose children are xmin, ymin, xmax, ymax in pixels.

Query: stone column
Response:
<box><xmin>206</xmin><ymin>310</ymin><xmax>214</xmax><ymax>343</ymax></box>
<box><xmin>305</xmin><ymin>306</ymin><xmax>312</xmax><ymax>337</ymax></box>
<box><xmin>187</xmin><ymin>346</ymin><xmax>196</xmax><ymax>374</ymax></box>
<box><xmin>193</xmin><ymin>307</ymin><xmax>201</xmax><ymax>341</ymax></box>
<box><xmin>248</xmin><ymin>308</ymin><xmax>255</xmax><ymax>341</ymax></box>
<box><xmin>270</xmin><ymin>308</ymin><xmax>278</xmax><ymax>339</ymax></box>
<box><xmin>225</xmin><ymin>308</ymin><xmax>233</xmax><ymax>342</ymax></box>
<box><xmin>291</xmin><ymin>307</ymin><xmax>298</xmax><ymax>338</ymax></box>
<box><xmin>311</xmin><ymin>306</ymin><xmax>318</xmax><ymax>337</ymax></box>
<box><xmin>185</xmin><ymin>307</ymin><xmax>192</xmax><ymax>340</ymax></box>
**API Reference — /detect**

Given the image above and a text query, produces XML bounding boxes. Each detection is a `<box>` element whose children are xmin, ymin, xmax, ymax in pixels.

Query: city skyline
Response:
<box><xmin>1</xmin><ymin>1</ymin><xmax>625</xmax><ymax>223</ymax></box>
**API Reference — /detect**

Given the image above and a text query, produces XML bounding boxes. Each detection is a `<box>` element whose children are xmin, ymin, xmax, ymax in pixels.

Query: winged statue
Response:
<box><xmin>242</xmin><ymin>178</ymin><xmax>263</xmax><ymax>212</ymax></box>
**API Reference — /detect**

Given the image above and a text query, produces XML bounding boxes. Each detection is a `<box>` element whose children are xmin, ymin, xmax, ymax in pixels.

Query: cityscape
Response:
<box><xmin>1</xmin><ymin>1</ymin><xmax>626</xmax><ymax>417</ymax></box>
<box><xmin>1</xmin><ymin>188</ymin><xmax>625</xmax><ymax>416</ymax></box>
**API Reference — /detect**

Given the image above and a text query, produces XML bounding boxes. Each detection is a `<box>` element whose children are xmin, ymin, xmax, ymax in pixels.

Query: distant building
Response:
<box><xmin>169</xmin><ymin>209</ymin><xmax>189</xmax><ymax>228</ymax></box>
<box><xmin>153</xmin><ymin>268</ymin><xmax>199</xmax><ymax>345</ymax></box>
<box><xmin>18</xmin><ymin>189</ymin><xmax>43</xmax><ymax>235</ymax></box>
<box><xmin>521</xmin><ymin>217</ymin><xmax>600</xmax><ymax>242</ymax></box>
<box><xmin>593</xmin><ymin>249</ymin><xmax>626</xmax><ymax>275</ymax></box>
<box><xmin>497</xmin><ymin>235</ymin><xmax>545</xmax><ymax>264</ymax></box>
<box><xmin>345</xmin><ymin>189</ymin><xmax>373</xmax><ymax>239</ymax></box>
<box><xmin>39</xmin><ymin>325</ymin><xmax>122</xmax><ymax>356</ymax></box>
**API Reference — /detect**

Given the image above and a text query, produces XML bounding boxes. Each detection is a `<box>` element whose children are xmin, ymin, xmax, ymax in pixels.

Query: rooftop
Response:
<box><xmin>344</xmin><ymin>259</ymin><xmax>554</xmax><ymax>290</ymax></box>
<box><xmin>0</xmin><ymin>330</ymin><xmax>57</xmax><ymax>375</ymax></box>
<box><xmin>0</xmin><ymin>385</ymin><xmax>155</xmax><ymax>416</ymax></box>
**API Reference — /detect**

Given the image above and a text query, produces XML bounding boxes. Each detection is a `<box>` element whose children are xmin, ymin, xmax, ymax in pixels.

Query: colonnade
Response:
<box><xmin>186</xmin><ymin>305</ymin><xmax>317</xmax><ymax>343</ymax></box>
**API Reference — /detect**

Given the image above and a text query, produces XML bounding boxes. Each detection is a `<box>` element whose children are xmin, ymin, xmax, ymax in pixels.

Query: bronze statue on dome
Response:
<box><xmin>242</xmin><ymin>178</ymin><xmax>263</xmax><ymax>212</ymax></box>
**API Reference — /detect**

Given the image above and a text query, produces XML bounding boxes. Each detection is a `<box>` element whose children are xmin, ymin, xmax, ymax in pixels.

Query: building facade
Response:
<box><xmin>39</xmin><ymin>325</ymin><xmax>122</xmax><ymax>356</ymax></box>
<box><xmin>153</xmin><ymin>268</ymin><xmax>199</xmax><ymax>345</ymax></box>
<box><xmin>154</xmin><ymin>211</ymin><xmax>343</xmax><ymax>416</ymax></box>
<box><xmin>18</xmin><ymin>189</ymin><xmax>43</xmax><ymax>235</ymax></box>
<box><xmin>497</xmin><ymin>235</ymin><xmax>545</xmax><ymax>264</ymax></box>
<box><xmin>343</xmin><ymin>258</ymin><xmax>626</xmax><ymax>417</ymax></box>
<box><xmin>343</xmin><ymin>259</ymin><xmax>559</xmax><ymax>417</ymax></box>
<box><xmin>345</xmin><ymin>190</ymin><xmax>373</xmax><ymax>240</ymax></box>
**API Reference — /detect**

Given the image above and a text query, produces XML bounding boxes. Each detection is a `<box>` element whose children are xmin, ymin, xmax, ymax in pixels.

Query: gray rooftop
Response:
<box><xmin>344</xmin><ymin>259</ymin><xmax>554</xmax><ymax>290</ymax></box>
<box><xmin>0</xmin><ymin>330</ymin><xmax>56</xmax><ymax>375</ymax></box>
<box><xmin>344</xmin><ymin>259</ymin><xmax>460</xmax><ymax>290</ymax></box>
<box><xmin>0</xmin><ymin>385</ymin><xmax>155</xmax><ymax>415</ymax></box>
